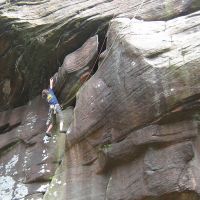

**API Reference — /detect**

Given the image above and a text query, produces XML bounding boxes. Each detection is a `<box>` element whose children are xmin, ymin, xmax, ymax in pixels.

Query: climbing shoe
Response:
<box><xmin>45</xmin><ymin>132</ymin><xmax>52</xmax><ymax>137</ymax></box>
<box><xmin>60</xmin><ymin>130</ymin><xmax>66</xmax><ymax>134</ymax></box>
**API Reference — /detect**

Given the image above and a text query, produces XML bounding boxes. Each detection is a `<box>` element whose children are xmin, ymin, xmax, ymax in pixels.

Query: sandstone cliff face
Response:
<box><xmin>0</xmin><ymin>0</ymin><xmax>200</xmax><ymax>200</ymax></box>
<box><xmin>0</xmin><ymin>0</ymin><xmax>199</xmax><ymax>111</ymax></box>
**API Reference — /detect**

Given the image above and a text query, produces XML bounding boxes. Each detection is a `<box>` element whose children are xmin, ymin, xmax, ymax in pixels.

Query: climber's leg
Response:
<box><xmin>60</xmin><ymin>120</ymin><xmax>64</xmax><ymax>133</ymax></box>
<box><xmin>46</xmin><ymin>108</ymin><xmax>52</xmax><ymax>127</ymax></box>
<box><xmin>46</xmin><ymin>123</ymin><xmax>53</xmax><ymax>137</ymax></box>
<box><xmin>45</xmin><ymin>108</ymin><xmax>54</xmax><ymax>137</ymax></box>
<box><xmin>55</xmin><ymin>104</ymin><xmax>65</xmax><ymax>133</ymax></box>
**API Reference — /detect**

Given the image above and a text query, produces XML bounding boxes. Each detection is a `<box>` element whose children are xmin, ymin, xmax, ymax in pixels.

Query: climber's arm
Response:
<box><xmin>50</xmin><ymin>77</ymin><xmax>54</xmax><ymax>89</ymax></box>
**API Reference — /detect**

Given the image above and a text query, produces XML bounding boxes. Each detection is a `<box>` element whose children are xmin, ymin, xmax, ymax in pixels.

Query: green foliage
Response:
<box><xmin>99</xmin><ymin>144</ymin><xmax>112</xmax><ymax>153</ymax></box>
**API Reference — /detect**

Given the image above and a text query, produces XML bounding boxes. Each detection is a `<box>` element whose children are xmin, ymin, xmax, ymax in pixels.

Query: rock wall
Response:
<box><xmin>0</xmin><ymin>0</ymin><xmax>200</xmax><ymax>111</ymax></box>
<box><xmin>0</xmin><ymin>0</ymin><xmax>200</xmax><ymax>200</ymax></box>
<box><xmin>51</xmin><ymin>10</ymin><xmax>200</xmax><ymax>200</ymax></box>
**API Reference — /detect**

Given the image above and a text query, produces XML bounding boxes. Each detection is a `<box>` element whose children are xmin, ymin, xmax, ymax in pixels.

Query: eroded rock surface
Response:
<box><xmin>63</xmin><ymin>10</ymin><xmax>200</xmax><ymax>200</ymax></box>
<box><xmin>68</xmin><ymin>10</ymin><xmax>200</xmax><ymax>145</ymax></box>
<box><xmin>0</xmin><ymin>0</ymin><xmax>200</xmax><ymax>110</ymax></box>
<box><xmin>0</xmin><ymin>1</ymin><xmax>200</xmax><ymax>200</ymax></box>
<box><xmin>0</xmin><ymin>99</ymin><xmax>73</xmax><ymax>199</ymax></box>
<box><xmin>52</xmin><ymin>35</ymin><xmax>98</xmax><ymax>108</ymax></box>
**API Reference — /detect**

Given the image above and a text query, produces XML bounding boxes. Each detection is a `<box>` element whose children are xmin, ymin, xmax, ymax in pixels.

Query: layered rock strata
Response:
<box><xmin>0</xmin><ymin>34</ymin><xmax>97</xmax><ymax>199</ymax></box>
<box><xmin>0</xmin><ymin>0</ymin><xmax>200</xmax><ymax>110</ymax></box>
<box><xmin>62</xmin><ymin>10</ymin><xmax>200</xmax><ymax>200</ymax></box>
<box><xmin>0</xmin><ymin>1</ymin><xmax>200</xmax><ymax>200</ymax></box>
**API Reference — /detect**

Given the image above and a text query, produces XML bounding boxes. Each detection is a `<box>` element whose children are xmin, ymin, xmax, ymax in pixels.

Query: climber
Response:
<box><xmin>42</xmin><ymin>77</ymin><xmax>65</xmax><ymax>137</ymax></box>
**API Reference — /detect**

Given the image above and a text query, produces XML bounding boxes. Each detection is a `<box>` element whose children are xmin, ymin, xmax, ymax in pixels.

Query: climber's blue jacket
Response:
<box><xmin>47</xmin><ymin>88</ymin><xmax>59</xmax><ymax>105</ymax></box>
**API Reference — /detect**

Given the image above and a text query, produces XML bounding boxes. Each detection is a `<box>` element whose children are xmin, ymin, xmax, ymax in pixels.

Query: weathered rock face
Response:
<box><xmin>0</xmin><ymin>1</ymin><xmax>200</xmax><ymax>200</ymax></box>
<box><xmin>68</xmin><ymin>10</ymin><xmax>200</xmax><ymax>145</ymax></box>
<box><xmin>52</xmin><ymin>35</ymin><xmax>98</xmax><ymax>108</ymax></box>
<box><xmin>0</xmin><ymin>0</ymin><xmax>200</xmax><ymax>111</ymax></box>
<box><xmin>0</xmin><ymin>96</ymin><xmax>74</xmax><ymax>199</ymax></box>
<box><xmin>0</xmin><ymin>33</ymin><xmax>97</xmax><ymax>199</ymax></box>
<box><xmin>0</xmin><ymin>97</ymin><xmax>66</xmax><ymax>199</ymax></box>
<box><xmin>63</xmin><ymin>10</ymin><xmax>200</xmax><ymax>200</ymax></box>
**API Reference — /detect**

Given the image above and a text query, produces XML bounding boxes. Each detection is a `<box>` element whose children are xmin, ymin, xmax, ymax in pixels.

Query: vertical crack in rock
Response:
<box><xmin>104</xmin><ymin>174</ymin><xmax>112</xmax><ymax>200</ymax></box>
